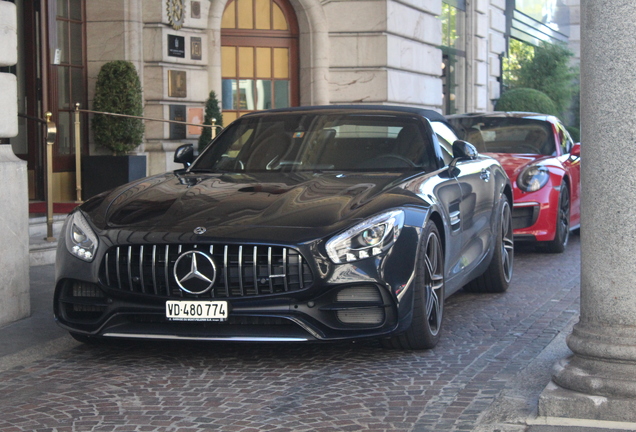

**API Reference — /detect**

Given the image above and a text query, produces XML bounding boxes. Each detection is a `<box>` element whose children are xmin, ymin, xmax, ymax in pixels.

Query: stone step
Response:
<box><xmin>29</xmin><ymin>214</ymin><xmax>67</xmax><ymax>267</ymax></box>
<box><xmin>28</xmin><ymin>214</ymin><xmax>67</xmax><ymax>238</ymax></box>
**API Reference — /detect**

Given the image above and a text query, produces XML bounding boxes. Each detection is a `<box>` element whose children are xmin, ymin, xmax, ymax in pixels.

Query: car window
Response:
<box><xmin>191</xmin><ymin>113</ymin><xmax>438</xmax><ymax>173</ymax></box>
<box><xmin>556</xmin><ymin>123</ymin><xmax>573</xmax><ymax>155</ymax></box>
<box><xmin>431</xmin><ymin>121</ymin><xmax>456</xmax><ymax>165</ymax></box>
<box><xmin>448</xmin><ymin>117</ymin><xmax>556</xmax><ymax>156</ymax></box>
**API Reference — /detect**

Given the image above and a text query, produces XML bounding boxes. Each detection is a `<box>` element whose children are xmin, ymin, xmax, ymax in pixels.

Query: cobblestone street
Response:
<box><xmin>0</xmin><ymin>237</ymin><xmax>581</xmax><ymax>432</ymax></box>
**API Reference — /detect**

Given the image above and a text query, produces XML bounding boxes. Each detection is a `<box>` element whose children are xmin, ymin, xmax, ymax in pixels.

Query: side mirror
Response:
<box><xmin>449</xmin><ymin>140</ymin><xmax>478</xmax><ymax>170</ymax></box>
<box><xmin>570</xmin><ymin>142</ymin><xmax>581</xmax><ymax>159</ymax></box>
<box><xmin>174</xmin><ymin>144</ymin><xmax>194</xmax><ymax>168</ymax></box>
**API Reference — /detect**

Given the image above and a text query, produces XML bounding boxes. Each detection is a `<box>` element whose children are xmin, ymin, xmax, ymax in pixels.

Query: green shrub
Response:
<box><xmin>495</xmin><ymin>88</ymin><xmax>559</xmax><ymax>116</ymax></box>
<box><xmin>92</xmin><ymin>61</ymin><xmax>144</xmax><ymax>155</ymax></box>
<box><xmin>198</xmin><ymin>91</ymin><xmax>223</xmax><ymax>152</ymax></box>
<box><xmin>515</xmin><ymin>41</ymin><xmax>578</xmax><ymax>117</ymax></box>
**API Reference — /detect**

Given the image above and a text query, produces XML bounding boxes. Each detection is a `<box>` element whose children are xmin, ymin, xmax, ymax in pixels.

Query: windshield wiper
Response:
<box><xmin>187</xmin><ymin>168</ymin><xmax>216</xmax><ymax>173</ymax></box>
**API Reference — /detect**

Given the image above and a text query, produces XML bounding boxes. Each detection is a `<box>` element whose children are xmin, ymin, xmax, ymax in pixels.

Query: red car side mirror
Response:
<box><xmin>570</xmin><ymin>142</ymin><xmax>581</xmax><ymax>158</ymax></box>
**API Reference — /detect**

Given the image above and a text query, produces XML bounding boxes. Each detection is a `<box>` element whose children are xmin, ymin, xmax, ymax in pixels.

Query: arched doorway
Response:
<box><xmin>220</xmin><ymin>0</ymin><xmax>300</xmax><ymax>123</ymax></box>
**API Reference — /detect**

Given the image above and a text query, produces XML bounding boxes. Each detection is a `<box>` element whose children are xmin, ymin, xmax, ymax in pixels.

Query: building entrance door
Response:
<box><xmin>9</xmin><ymin>0</ymin><xmax>87</xmax><ymax>208</ymax></box>
<box><xmin>220</xmin><ymin>0</ymin><xmax>300</xmax><ymax>124</ymax></box>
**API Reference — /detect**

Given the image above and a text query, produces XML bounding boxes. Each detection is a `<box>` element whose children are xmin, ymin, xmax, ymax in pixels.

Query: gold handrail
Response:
<box><xmin>73</xmin><ymin>104</ymin><xmax>221</xmax><ymax>203</ymax></box>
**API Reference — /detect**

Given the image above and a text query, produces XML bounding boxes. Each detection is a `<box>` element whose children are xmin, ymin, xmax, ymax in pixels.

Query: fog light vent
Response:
<box><xmin>72</xmin><ymin>281</ymin><xmax>105</xmax><ymax>298</ymax></box>
<box><xmin>337</xmin><ymin>308</ymin><xmax>384</xmax><ymax>325</ymax></box>
<box><xmin>336</xmin><ymin>286</ymin><xmax>381</xmax><ymax>303</ymax></box>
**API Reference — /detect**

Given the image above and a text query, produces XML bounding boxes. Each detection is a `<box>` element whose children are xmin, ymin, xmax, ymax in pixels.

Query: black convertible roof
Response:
<box><xmin>242</xmin><ymin>105</ymin><xmax>448</xmax><ymax>123</ymax></box>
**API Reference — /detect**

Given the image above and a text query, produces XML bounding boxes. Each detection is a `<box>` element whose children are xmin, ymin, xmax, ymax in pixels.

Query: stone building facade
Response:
<box><xmin>6</xmin><ymin>0</ymin><xmax>580</xmax><ymax>202</ymax></box>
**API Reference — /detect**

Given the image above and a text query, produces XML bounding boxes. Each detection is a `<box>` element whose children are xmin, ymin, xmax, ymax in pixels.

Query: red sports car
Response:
<box><xmin>447</xmin><ymin>112</ymin><xmax>580</xmax><ymax>253</ymax></box>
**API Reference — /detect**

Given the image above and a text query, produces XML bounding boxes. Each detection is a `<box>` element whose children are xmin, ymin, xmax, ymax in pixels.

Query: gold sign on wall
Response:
<box><xmin>168</xmin><ymin>70</ymin><xmax>187</xmax><ymax>98</ymax></box>
<box><xmin>191</xmin><ymin>37</ymin><xmax>202</xmax><ymax>60</ymax></box>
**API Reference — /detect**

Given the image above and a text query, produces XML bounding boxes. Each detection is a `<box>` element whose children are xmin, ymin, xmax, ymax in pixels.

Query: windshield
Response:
<box><xmin>450</xmin><ymin>117</ymin><xmax>556</xmax><ymax>156</ymax></box>
<box><xmin>191</xmin><ymin>112</ymin><xmax>436</xmax><ymax>173</ymax></box>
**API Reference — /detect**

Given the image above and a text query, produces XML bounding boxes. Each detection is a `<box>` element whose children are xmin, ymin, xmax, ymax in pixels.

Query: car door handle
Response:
<box><xmin>480</xmin><ymin>168</ymin><xmax>490</xmax><ymax>182</ymax></box>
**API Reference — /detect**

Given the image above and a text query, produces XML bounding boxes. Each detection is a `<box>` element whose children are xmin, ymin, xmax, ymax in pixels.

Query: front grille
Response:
<box><xmin>100</xmin><ymin>244</ymin><xmax>313</xmax><ymax>299</ymax></box>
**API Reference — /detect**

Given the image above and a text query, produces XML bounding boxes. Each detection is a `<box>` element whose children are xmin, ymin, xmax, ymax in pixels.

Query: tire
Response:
<box><xmin>382</xmin><ymin>220</ymin><xmax>444</xmax><ymax>350</ymax></box>
<box><xmin>543</xmin><ymin>184</ymin><xmax>570</xmax><ymax>253</ymax></box>
<box><xmin>464</xmin><ymin>196</ymin><xmax>514</xmax><ymax>293</ymax></box>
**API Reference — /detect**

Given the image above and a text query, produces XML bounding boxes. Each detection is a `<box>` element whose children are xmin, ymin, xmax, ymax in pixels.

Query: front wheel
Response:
<box><xmin>383</xmin><ymin>220</ymin><xmax>444</xmax><ymax>350</ymax></box>
<box><xmin>542</xmin><ymin>184</ymin><xmax>570</xmax><ymax>253</ymax></box>
<box><xmin>464</xmin><ymin>196</ymin><xmax>514</xmax><ymax>293</ymax></box>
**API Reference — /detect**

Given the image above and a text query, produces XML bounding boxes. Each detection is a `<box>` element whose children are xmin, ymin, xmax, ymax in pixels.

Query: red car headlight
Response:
<box><xmin>517</xmin><ymin>165</ymin><xmax>550</xmax><ymax>192</ymax></box>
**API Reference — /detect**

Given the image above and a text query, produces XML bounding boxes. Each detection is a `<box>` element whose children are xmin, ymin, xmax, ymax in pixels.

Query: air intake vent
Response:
<box><xmin>337</xmin><ymin>309</ymin><xmax>385</xmax><ymax>325</ymax></box>
<box><xmin>58</xmin><ymin>281</ymin><xmax>108</xmax><ymax>323</ymax></box>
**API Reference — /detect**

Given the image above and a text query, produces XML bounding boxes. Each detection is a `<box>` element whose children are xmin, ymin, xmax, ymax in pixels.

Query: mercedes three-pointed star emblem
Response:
<box><xmin>173</xmin><ymin>251</ymin><xmax>217</xmax><ymax>294</ymax></box>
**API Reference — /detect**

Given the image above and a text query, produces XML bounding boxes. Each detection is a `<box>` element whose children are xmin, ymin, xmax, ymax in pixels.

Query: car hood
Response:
<box><xmin>483</xmin><ymin>153</ymin><xmax>549</xmax><ymax>181</ymax></box>
<box><xmin>80</xmin><ymin>171</ymin><xmax>416</xmax><ymax>237</ymax></box>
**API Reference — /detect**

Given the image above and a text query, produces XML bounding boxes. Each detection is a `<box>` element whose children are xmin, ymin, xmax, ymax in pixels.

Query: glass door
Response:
<box><xmin>221</xmin><ymin>0</ymin><xmax>299</xmax><ymax>124</ymax></box>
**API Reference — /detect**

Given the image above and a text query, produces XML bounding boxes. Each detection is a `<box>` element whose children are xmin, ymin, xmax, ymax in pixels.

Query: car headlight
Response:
<box><xmin>326</xmin><ymin>210</ymin><xmax>405</xmax><ymax>264</ymax></box>
<box><xmin>517</xmin><ymin>165</ymin><xmax>550</xmax><ymax>192</ymax></box>
<box><xmin>65</xmin><ymin>211</ymin><xmax>99</xmax><ymax>262</ymax></box>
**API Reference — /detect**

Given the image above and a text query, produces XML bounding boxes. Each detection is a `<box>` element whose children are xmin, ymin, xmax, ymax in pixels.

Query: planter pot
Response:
<box><xmin>82</xmin><ymin>155</ymin><xmax>147</xmax><ymax>199</ymax></box>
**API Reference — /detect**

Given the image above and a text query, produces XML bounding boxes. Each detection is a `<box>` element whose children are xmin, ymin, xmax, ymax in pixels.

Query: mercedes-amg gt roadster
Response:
<box><xmin>55</xmin><ymin>106</ymin><xmax>514</xmax><ymax>350</ymax></box>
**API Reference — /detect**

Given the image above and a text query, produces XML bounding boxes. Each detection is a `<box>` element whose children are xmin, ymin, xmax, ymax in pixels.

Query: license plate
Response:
<box><xmin>166</xmin><ymin>300</ymin><xmax>228</xmax><ymax>322</ymax></box>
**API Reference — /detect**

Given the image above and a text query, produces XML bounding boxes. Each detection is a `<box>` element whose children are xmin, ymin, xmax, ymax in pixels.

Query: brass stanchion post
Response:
<box><xmin>45</xmin><ymin>112</ymin><xmax>57</xmax><ymax>241</ymax></box>
<box><xmin>74</xmin><ymin>103</ymin><xmax>82</xmax><ymax>202</ymax></box>
<box><xmin>211</xmin><ymin>118</ymin><xmax>217</xmax><ymax>139</ymax></box>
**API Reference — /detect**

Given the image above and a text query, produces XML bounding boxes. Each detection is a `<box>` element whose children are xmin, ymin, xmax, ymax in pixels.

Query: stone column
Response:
<box><xmin>538</xmin><ymin>0</ymin><xmax>636</xmax><ymax>423</ymax></box>
<box><xmin>0</xmin><ymin>0</ymin><xmax>30</xmax><ymax>327</ymax></box>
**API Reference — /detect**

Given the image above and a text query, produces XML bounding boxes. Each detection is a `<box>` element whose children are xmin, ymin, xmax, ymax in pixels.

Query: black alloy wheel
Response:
<box><xmin>544</xmin><ymin>184</ymin><xmax>570</xmax><ymax>253</ymax></box>
<box><xmin>464</xmin><ymin>196</ymin><xmax>514</xmax><ymax>293</ymax></box>
<box><xmin>383</xmin><ymin>220</ymin><xmax>444</xmax><ymax>350</ymax></box>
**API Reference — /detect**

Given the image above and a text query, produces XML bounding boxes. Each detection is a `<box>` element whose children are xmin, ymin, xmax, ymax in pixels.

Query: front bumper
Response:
<box><xmin>512</xmin><ymin>183</ymin><xmax>560</xmax><ymax>242</ymax></box>
<box><xmin>54</xmin><ymin>224</ymin><xmax>422</xmax><ymax>343</ymax></box>
<box><xmin>54</xmin><ymin>279</ymin><xmax>401</xmax><ymax>342</ymax></box>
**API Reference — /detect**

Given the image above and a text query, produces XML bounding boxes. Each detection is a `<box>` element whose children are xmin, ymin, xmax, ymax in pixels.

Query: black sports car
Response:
<box><xmin>54</xmin><ymin>106</ymin><xmax>513</xmax><ymax>350</ymax></box>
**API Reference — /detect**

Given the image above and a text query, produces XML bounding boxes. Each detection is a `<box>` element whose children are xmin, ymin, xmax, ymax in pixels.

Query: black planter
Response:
<box><xmin>82</xmin><ymin>155</ymin><xmax>147</xmax><ymax>199</ymax></box>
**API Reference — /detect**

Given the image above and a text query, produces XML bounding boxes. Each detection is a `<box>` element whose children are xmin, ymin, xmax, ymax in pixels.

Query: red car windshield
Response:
<box><xmin>452</xmin><ymin>118</ymin><xmax>556</xmax><ymax>156</ymax></box>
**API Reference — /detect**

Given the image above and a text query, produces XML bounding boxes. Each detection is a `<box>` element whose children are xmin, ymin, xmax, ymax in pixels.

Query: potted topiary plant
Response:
<box><xmin>198</xmin><ymin>90</ymin><xmax>223</xmax><ymax>153</ymax></box>
<box><xmin>83</xmin><ymin>60</ymin><xmax>146</xmax><ymax>199</ymax></box>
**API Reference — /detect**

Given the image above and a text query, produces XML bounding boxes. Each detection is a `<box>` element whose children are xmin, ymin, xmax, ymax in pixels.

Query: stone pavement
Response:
<box><xmin>0</xmin><ymin>235</ymin><xmax>634</xmax><ymax>431</ymax></box>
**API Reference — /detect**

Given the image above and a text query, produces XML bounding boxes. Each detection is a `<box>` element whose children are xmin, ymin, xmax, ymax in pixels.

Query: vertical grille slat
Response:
<box><xmin>164</xmin><ymin>245</ymin><xmax>170</xmax><ymax>296</ymax></box>
<box><xmin>127</xmin><ymin>246</ymin><xmax>133</xmax><ymax>291</ymax></box>
<box><xmin>298</xmin><ymin>254</ymin><xmax>304</xmax><ymax>289</ymax></box>
<box><xmin>223</xmin><ymin>245</ymin><xmax>230</xmax><ymax>297</ymax></box>
<box><xmin>283</xmin><ymin>248</ymin><xmax>289</xmax><ymax>292</ymax></box>
<box><xmin>252</xmin><ymin>246</ymin><xmax>258</xmax><ymax>294</ymax></box>
<box><xmin>105</xmin><ymin>253</ymin><xmax>111</xmax><ymax>286</ymax></box>
<box><xmin>151</xmin><ymin>245</ymin><xmax>158</xmax><ymax>295</ymax></box>
<box><xmin>116</xmin><ymin>248</ymin><xmax>122</xmax><ymax>290</ymax></box>
<box><xmin>238</xmin><ymin>245</ymin><xmax>244</xmax><ymax>296</ymax></box>
<box><xmin>177</xmin><ymin>245</ymin><xmax>183</xmax><ymax>298</ymax></box>
<box><xmin>268</xmin><ymin>247</ymin><xmax>274</xmax><ymax>294</ymax></box>
<box><xmin>101</xmin><ymin>243</ymin><xmax>313</xmax><ymax>299</ymax></box>
<box><xmin>139</xmin><ymin>246</ymin><xmax>145</xmax><ymax>294</ymax></box>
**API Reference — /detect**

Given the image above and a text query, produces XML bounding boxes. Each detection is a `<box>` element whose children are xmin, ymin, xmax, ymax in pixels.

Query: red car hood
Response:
<box><xmin>483</xmin><ymin>153</ymin><xmax>548</xmax><ymax>182</ymax></box>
